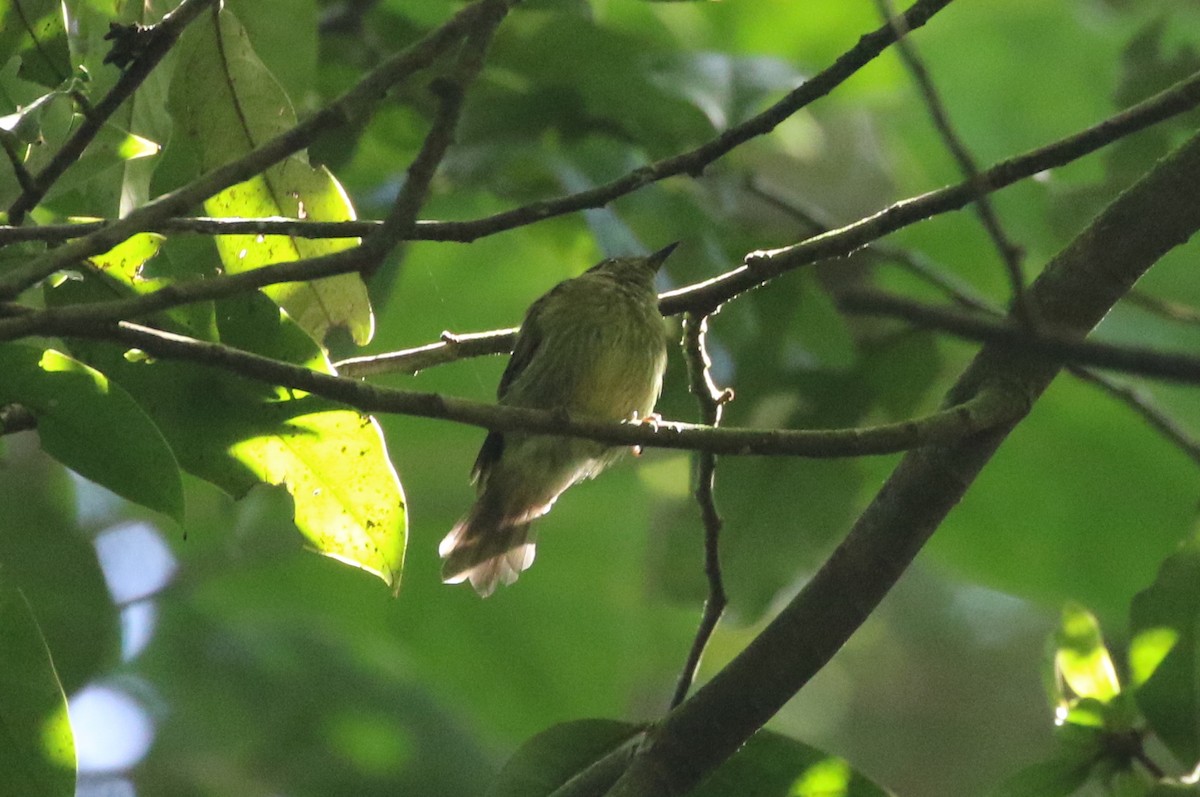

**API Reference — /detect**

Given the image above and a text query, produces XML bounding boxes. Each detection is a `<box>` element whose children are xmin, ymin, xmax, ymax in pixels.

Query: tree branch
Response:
<box><xmin>335</xmin><ymin>328</ymin><xmax>517</xmax><ymax>377</ymax></box>
<box><xmin>748</xmin><ymin>178</ymin><xmax>1200</xmax><ymax>467</ymax></box>
<box><xmin>670</xmin><ymin>313</ymin><xmax>733</xmax><ymax>709</ymax></box>
<box><xmin>660</xmin><ymin>66</ymin><xmax>1200</xmax><ymax>316</ymax></box>
<box><xmin>875</xmin><ymin>0</ymin><xmax>1032</xmax><ymax>325</ymax></box>
<box><xmin>44</xmin><ymin>319</ymin><xmax>1019</xmax><ymax>457</ymax></box>
<box><xmin>837</xmin><ymin>288</ymin><xmax>1200</xmax><ymax>385</ymax></box>
<box><xmin>602</xmin><ymin>117</ymin><xmax>1200</xmax><ymax>797</ymax></box>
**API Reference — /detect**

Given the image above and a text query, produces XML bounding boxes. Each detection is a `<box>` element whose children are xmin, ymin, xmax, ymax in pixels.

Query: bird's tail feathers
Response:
<box><xmin>440</xmin><ymin>504</ymin><xmax>538</xmax><ymax>597</ymax></box>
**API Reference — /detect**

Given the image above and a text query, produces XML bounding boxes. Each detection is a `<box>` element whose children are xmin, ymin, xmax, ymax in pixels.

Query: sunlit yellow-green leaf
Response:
<box><xmin>0</xmin><ymin>579</ymin><xmax>76</xmax><ymax>797</ymax></box>
<box><xmin>230</xmin><ymin>410</ymin><xmax>405</xmax><ymax>591</ymax></box>
<box><xmin>86</xmin><ymin>230</ymin><xmax>165</xmax><ymax>283</ymax></box>
<box><xmin>114</xmin><ymin>131</ymin><xmax>160</xmax><ymax>160</ymax></box>
<box><xmin>1055</xmin><ymin>602</ymin><xmax>1120</xmax><ymax>704</ymax></box>
<box><xmin>790</xmin><ymin>756</ymin><xmax>852</xmax><ymax>797</ymax></box>
<box><xmin>1130</xmin><ymin>627</ymin><xmax>1179</xmax><ymax>688</ymax></box>
<box><xmin>168</xmin><ymin>7</ymin><xmax>372</xmax><ymax>345</ymax></box>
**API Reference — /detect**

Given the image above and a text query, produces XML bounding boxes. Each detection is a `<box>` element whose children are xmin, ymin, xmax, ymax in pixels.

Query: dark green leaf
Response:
<box><xmin>487</xmin><ymin>719</ymin><xmax>643</xmax><ymax>797</ymax></box>
<box><xmin>1130</xmin><ymin>535</ymin><xmax>1200</xmax><ymax>768</ymax></box>
<box><xmin>692</xmin><ymin>729</ymin><xmax>893</xmax><ymax>797</ymax></box>
<box><xmin>987</xmin><ymin>754</ymin><xmax>1094</xmax><ymax>797</ymax></box>
<box><xmin>0</xmin><ymin>343</ymin><xmax>184</xmax><ymax>521</ymax></box>
<box><xmin>0</xmin><ymin>0</ymin><xmax>70</xmax><ymax>88</ymax></box>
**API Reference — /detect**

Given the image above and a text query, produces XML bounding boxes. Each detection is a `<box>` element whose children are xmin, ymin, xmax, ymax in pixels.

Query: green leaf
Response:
<box><xmin>487</xmin><ymin>718</ymin><xmax>643</xmax><ymax>797</ymax></box>
<box><xmin>1130</xmin><ymin>535</ymin><xmax>1200</xmax><ymax>768</ymax></box>
<box><xmin>0</xmin><ymin>343</ymin><xmax>184</xmax><ymax>521</ymax></box>
<box><xmin>168</xmin><ymin>7</ymin><xmax>373</xmax><ymax>346</ymax></box>
<box><xmin>0</xmin><ymin>579</ymin><xmax>75</xmax><ymax>797</ymax></box>
<box><xmin>0</xmin><ymin>0</ymin><xmax>70</xmax><ymax>88</ymax></box>
<box><xmin>987</xmin><ymin>754</ymin><xmax>1094</xmax><ymax>797</ymax></box>
<box><xmin>1054</xmin><ymin>602</ymin><xmax>1121</xmax><ymax>704</ymax></box>
<box><xmin>230</xmin><ymin>405</ymin><xmax>407</xmax><ymax>590</ymax></box>
<box><xmin>1148</xmin><ymin>782</ymin><xmax>1200</xmax><ymax>796</ymax></box>
<box><xmin>50</xmin><ymin>281</ymin><xmax>406</xmax><ymax>591</ymax></box>
<box><xmin>692</xmin><ymin>729</ymin><xmax>893</xmax><ymax>797</ymax></box>
<box><xmin>84</xmin><ymin>229</ymin><xmax>215</xmax><ymax>336</ymax></box>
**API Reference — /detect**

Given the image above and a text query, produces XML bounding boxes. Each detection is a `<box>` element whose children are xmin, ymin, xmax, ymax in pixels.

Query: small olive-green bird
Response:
<box><xmin>439</xmin><ymin>242</ymin><xmax>677</xmax><ymax>596</ymax></box>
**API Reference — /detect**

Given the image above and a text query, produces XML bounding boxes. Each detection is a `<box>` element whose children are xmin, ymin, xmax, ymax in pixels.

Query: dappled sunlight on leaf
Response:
<box><xmin>230</xmin><ymin>411</ymin><xmax>406</xmax><ymax>591</ymax></box>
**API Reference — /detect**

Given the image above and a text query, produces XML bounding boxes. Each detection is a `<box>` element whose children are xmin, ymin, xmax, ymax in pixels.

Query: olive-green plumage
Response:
<box><xmin>439</xmin><ymin>243</ymin><xmax>676</xmax><ymax>596</ymax></box>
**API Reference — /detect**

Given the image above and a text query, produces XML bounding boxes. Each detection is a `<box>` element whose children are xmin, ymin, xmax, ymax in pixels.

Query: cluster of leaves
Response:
<box><xmin>995</xmin><ymin>539</ymin><xmax>1200</xmax><ymax>797</ymax></box>
<box><xmin>0</xmin><ymin>0</ymin><xmax>1199</xmax><ymax>795</ymax></box>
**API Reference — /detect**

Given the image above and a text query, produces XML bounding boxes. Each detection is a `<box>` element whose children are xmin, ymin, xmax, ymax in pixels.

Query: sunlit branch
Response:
<box><xmin>335</xmin><ymin>328</ymin><xmax>517</xmax><ymax>377</ymax></box>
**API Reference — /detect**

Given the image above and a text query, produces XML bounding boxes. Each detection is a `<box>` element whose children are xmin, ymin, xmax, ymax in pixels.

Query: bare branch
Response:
<box><xmin>362</xmin><ymin>0</ymin><xmax>509</xmax><ymax>273</ymax></box>
<box><xmin>45</xmin><ymin>319</ymin><xmax>1019</xmax><ymax>457</ymax></box>
<box><xmin>335</xmin><ymin>328</ymin><xmax>517</xmax><ymax>377</ymax></box>
<box><xmin>670</xmin><ymin>313</ymin><xmax>733</xmax><ymax>710</ymax></box>
<box><xmin>1127</xmin><ymin>290</ymin><xmax>1200</xmax><ymax>326</ymax></box>
<box><xmin>838</xmin><ymin>288</ymin><xmax>1200</xmax><ymax>385</ymax></box>
<box><xmin>15</xmin><ymin>58</ymin><xmax>1199</xmax><ymax>360</ymax></box>
<box><xmin>1067</xmin><ymin>369</ymin><xmax>1200</xmax><ymax>467</ymax></box>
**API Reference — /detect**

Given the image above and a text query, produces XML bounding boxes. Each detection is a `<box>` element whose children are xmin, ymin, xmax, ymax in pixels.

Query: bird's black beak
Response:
<box><xmin>646</xmin><ymin>241</ymin><xmax>680</xmax><ymax>270</ymax></box>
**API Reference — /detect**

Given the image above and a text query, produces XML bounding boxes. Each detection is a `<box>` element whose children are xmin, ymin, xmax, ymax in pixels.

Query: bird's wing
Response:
<box><xmin>497</xmin><ymin>287</ymin><xmax>556</xmax><ymax>400</ymax></box>
<box><xmin>472</xmin><ymin>286</ymin><xmax>559</xmax><ymax>483</ymax></box>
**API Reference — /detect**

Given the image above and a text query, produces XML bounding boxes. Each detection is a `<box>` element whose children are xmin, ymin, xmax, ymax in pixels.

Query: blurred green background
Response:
<box><xmin>3</xmin><ymin>0</ymin><xmax>1200</xmax><ymax>794</ymax></box>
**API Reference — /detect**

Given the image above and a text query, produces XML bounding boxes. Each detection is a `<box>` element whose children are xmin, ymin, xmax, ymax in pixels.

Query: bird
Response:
<box><xmin>439</xmin><ymin>242</ymin><xmax>677</xmax><ymax>596</ymax></box>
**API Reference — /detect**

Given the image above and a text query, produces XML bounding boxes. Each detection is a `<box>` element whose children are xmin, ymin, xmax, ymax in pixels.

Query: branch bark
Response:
<box><xmin>601</xmin><ymin>123</ymin><xmax>1200</xmax><ymax>797</ymax></box>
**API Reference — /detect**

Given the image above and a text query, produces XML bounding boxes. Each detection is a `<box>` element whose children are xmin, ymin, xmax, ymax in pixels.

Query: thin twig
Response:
<box><xmin>838</xmin><ymin>288</ymin><xmax>1200</xmax><ymax>384</ymax></box>
<box><xmin>670</xmin><ymin>313</ymin><xmax>733</xmax><ymax>709</ymax></box>
<box><xmin>1067</xmin><ymin>369</ymin><xmax>1200</xmax><ymax>466</ymax></box>
<box><xmin>334</xmin><ymin>327</ymin><xmax>517</xmax><ymax>377</ymax></box>
<box><xmin>6</xmin><ymin>0</ymin><xmax>218</xmax><ymax>224</ymax></box>
<box><xmin>744</xmin><ymin>176</ymin><xmax>993</xmax><ymax>311</ymax></box>
<box><xmin>745</xmin><ymin>178</ymin><xmax>1200</xmax><ymax>464</ymax></box>
<box><xmin>362</xmin><ymin>0</ymin><xmax>509</xmax><ymax>273</ymax></box>
<box><xmin>1</xmin><ymin>138</ymin><xmax>38</xmax><ymax>195</ymax></box>
<box><xmin>1126</xmin><ymin>290</ymin><xmax>1200</xmax><ymax>326</ymax></box>
<box><xmin>47</xmin><ymin>318</ymin><xmax>1022</xmax><ymax>456</ymax></box>
<box><xmin>875</xmin><ymin>0</ymin><xmax>1033</xmax><ymax>326</ymax></box>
